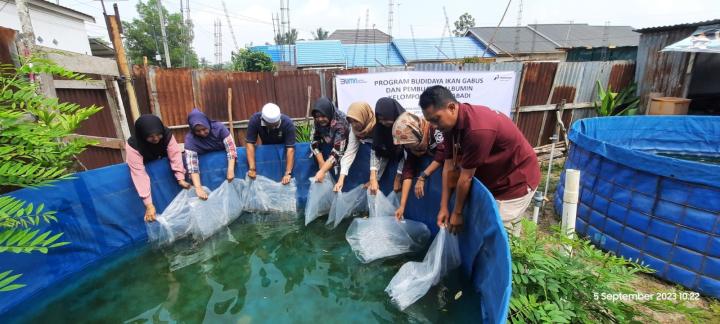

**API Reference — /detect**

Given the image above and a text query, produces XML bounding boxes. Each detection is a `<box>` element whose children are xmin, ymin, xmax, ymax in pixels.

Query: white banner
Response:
<box><xmin>335</xmin><ymin>70</ymin><xmax>516</xmax><ymax>116</ymax></box>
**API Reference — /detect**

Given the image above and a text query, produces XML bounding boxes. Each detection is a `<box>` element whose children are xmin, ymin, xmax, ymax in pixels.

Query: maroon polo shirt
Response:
<box><xmin>443</xmin><ymin>103</ymin><xmax>540</xmax><ymax>200</ymax></box>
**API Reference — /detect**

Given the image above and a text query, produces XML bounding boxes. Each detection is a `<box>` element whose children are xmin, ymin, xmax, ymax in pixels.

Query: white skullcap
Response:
<box><xmin>261</xmin><ymin>103</ymin><xmax>281</xmax><ymax>124</ymax></box>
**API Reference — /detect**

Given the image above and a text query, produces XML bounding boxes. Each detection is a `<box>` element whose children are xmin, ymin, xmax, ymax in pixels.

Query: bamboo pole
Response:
<box><xmin>227</xmin><ymin>87</ymin><xmax>235</xmax><ymax>143</ymax></box>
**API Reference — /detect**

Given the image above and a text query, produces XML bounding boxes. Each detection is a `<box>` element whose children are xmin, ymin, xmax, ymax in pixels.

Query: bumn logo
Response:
<box><xmin>339</xmin><ymin>78</ymin><xmax>367</xmax><ymax>85</ymax></box>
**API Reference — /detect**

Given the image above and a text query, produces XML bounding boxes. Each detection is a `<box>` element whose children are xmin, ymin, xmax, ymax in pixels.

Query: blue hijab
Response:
<box><xmin>183</xmin><ymin>108</ymin><xmax>230</xmax><ymax>154</ymax></box>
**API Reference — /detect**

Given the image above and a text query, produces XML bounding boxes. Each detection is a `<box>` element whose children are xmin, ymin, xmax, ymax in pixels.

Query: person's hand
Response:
<box><xmin>368</xmin><ymin>179</ymin><xmax>379</xmax><ymax>195</ymax></box>
<box><xmin>448</xmin><ymin>211</ymin><xmax>464</xmax><ymax>235</ymax></box>
<box><xmin>177</xmin><ymin>179</ymin><xmax>191</xmax><ymax>189</ymax></box>
<box><xmin>247</xmin><ymin>169</ymin><xmax>257</xmax><ymax>179</ymax></box>
<box><xmin>281</xmin><ymin>174</ymin><xmax>292</xmax><ymax>185</ymax></box>
<box><xmin>394</xmin><ymin>207</ymin><xmax>405</xmax><ymax>221</ymax></box>
<box><xmin>393</xmin><ymin>174</ymin><xmax>402</xmax><ymax>192</ymax></box>
<box><xmin>195</xmin><ymin>187</ymin><xmax>209</xmax><ymax>200</ymax></box>
<box><xmin>415</xmin><ymin>178</ymin><xmax>426</xmax><ymax>198</ymax></box>
<box><xmin>314</xmin><ymin>170</ymin><xmax>326</xmax><ymax>183</ymax></box>
<box><xmin>333</xmin><ymin>178</ymin><xmax>344</xmax><ymax>192</ymax></box>
<box><xmin>227</xmin><ymin>169</ymin><xmax>235</xmax><ymax>182</ymax></box>
<box><xmin>437</xmin><ymin>207</ymin><xmax>450</xmax><ymax>229</ymax></box>
<box><xmin>144</xmin><ymin>204</ymin><xmax>156</xmax><ymax>222</ymax></box>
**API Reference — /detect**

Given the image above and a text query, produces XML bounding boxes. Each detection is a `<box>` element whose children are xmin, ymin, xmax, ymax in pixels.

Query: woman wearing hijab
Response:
<box><xmin>311</xmin><ymin>97</ymin><xmax>350</xmax><ymax>183</ymax></box>
<box><xmin>126</xmin><ymin>115</ymin><xmax>190</xmax><ymax>222</ymax></box>
<box><xmin>334</xmin><ymin>101</ymin><xmax>399</xmax><ymax>194</ymax></box>
<box><xmin>184</xmin><ymin>108</ymin><xmax>238</xmax><ymax>200</ymax></box>
<box><xmin>391</xmin><ymin>112</ymin><xmax>446</xmax><ymax>220</ymax></box>
<box><xmin>372</xmin><ymin>97</ymin><xmax>406</xmax><ymax>193</ymax></box>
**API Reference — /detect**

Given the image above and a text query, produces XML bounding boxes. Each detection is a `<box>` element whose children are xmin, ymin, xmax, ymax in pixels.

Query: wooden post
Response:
<box><xmin>305</xmin><ymin>85</ymin><xmax>313</xmax><ymax>121</ymax></box>
<box><xmin>106</xmin><ymin>11</ymin><xmax>141</xmax><ymax>121</ymax></box>
<box><xmin>227</xmin><ymin>87</ymin><xmax>235</xmax><ymax>143</ymax></box>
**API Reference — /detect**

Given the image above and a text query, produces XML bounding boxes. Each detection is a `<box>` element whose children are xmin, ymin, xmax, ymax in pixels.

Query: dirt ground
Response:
<box><xmin>532</xmin><ymin>158</ymin><xmax>720</xmax><ymax>323</ymax></box>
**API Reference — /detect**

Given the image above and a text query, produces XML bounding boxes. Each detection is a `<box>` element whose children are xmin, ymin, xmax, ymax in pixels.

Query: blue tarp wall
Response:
<box><xmin>1</xmin><ymin>143</ymin><xmax>511</xmax><ymax>323</ymax></box>
<box><xmin>555</xmin><ymin>116</ymin><xmax>720</xmax><ymax>297</ymax></box>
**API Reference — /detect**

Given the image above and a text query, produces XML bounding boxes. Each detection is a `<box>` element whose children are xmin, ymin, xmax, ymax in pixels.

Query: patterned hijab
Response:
<box><xmin>392</xmin><ymin>112</ymin><xmax>430</xmax><ymax>153</ymax></box>
<box><xmin>346</xmin><ymin>102</ymin><xmax>376</xmax><ymax>138</ymax></box>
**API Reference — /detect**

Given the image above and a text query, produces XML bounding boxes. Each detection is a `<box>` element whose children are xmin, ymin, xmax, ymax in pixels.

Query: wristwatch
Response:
<box><xmin>418</xmin><ymin>171</ymin><xmax>429</xmax><ymax>181</ymax></box>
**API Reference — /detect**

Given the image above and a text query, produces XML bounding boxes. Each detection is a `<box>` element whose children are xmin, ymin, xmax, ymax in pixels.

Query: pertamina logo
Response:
<box><xmin>339</xmin><ymin>78</ymin><xmax>367</xmax><ymax>85</ymax></box>
<box><xmin>493</xmin><ymin>74</ymin><xmax>513</xmax><ymax>82</ymax></box>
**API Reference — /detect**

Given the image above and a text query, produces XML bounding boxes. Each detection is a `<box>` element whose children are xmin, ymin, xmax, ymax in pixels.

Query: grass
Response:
<box><xmin>533</xmin><ymin>158</ymin><xmax>720</xmax><ymax>323</ymax></box>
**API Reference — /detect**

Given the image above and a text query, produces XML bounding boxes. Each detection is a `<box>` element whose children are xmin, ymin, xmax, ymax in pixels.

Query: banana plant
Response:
<box><xmin>594</xmin><ymin>80</ymin><xmax>640</xmax><ymax>117</ymax></box>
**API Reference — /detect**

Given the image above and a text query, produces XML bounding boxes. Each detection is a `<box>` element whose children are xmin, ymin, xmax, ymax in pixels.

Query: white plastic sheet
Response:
<box><xmin>305</xmin><ymin>177</ymin><xmax>336</xmax><ymax>225</ymax></box>
<box><xmin>368</xmin><ymin>191</ymin><xmax>400</xmax><ymax>218</ymax></box>
<box><xmin>146</xmin><ymin>187</ymin><xmax>207</xmax><ymax>246</ymax></box>
<box><xmin>244</xmin><ymin>175</ymin><xmax>297</xmax><ymax>214</ymax></box>
<box><xmin>191</xmin><ymin>180</ymin><xmax>246</xmax><ymax>240</ymax></box>
<box><xmin>385</xmin><ymin>228</ymin><xmax>461</xmax><ymax>310</ymax></box>
<box><xmin>346</xmin><ymin>217</ymin><xmax>431</xmax><ymax>263</ymax></box>
<box><xmin>326</xmin><ymin>185</ymin><xmax>368</xmax><ymax>229</ymax></box>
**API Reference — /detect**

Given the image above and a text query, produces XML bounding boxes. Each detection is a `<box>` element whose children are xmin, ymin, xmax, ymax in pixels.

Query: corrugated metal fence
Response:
<box><xmin>132</xmin><ymin>60</ymin><xmax>635</xmax><ymax>148</ymax></box>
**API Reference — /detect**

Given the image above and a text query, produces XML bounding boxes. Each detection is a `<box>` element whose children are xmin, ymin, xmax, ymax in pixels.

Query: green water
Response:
<box><xmin>656</xmin><ymin>152</ymin><xmax>720</xmax><ymax>165</ymax></box>
<box><xmin>25</xmin><ymin>213</ymin><xmax>482</xmax><ymax>323</ymax></box>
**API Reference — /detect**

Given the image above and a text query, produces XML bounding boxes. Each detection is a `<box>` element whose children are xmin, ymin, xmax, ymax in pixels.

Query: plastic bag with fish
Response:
<box><xmin>244</xmin><ymin>175</ymin><xmax>297</xmax><ymax>214</ymax></box>
<box><xmin>346</xmin><ymin>216</ymin><xmax>431</xmax><ymax>263</ymax></box>
<box><xmin>368</xmin><ymin>190</ymin><xmax>400</xmax><ymax>218</ymax></box>
<box><xmin>385</xmin><ymin>228</ymin><xmax>461</xmax><ymax>310</ymax></box>
<box><xmin>192</xmin><ymin>180</ymin><xmax>247</xmax><ymax>240</ymax></box>
<box><xmin>326</xmin><ymin>184</ymin><xmax>368</xmax><ymax>229</ymax></box>
<box><xmin>305</xmin><ymin>177</ymin><xmax>336</xmax><ymax>225</ymax></box>
<box><xmin>147</xmin><ymin>187</ymin><xmax>208</xmax><ymax>246</ymax></box>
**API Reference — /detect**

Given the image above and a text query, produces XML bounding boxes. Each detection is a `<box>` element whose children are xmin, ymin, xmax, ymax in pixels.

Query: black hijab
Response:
<box><xmin>312</xmin><ymin>97</ymin><xmax>335</xmax><ymax>120</ymax></box>
<box><xmin>372</xmin><ymin>97</ymin><xmax>405</xmax><ymax>158</ymax></box>
<box><xmin>128</xmin><ymin>115</ymin><xmax>172</xmax><ymax>163</ymax></box>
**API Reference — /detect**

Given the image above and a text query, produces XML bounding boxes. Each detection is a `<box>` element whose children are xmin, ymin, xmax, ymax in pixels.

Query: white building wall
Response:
<box><xmin>0</xmin><ymin>2</ymin><xmax>92</xmax><ymax>55</ymax></box>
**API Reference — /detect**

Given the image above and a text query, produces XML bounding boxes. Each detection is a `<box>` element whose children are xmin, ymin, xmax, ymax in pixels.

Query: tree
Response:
<box><xmin>199</xmin><ymin>57</ymin><xmax>210</xmax><ymax>69</ymax></box>
<box><xmin>312</xmin><ymin>28</ymin><xmax>329</xmax><ymax>40</ymax></box>
<box><xmin>0</xmin><ymin>56</ymin><xmax>101</xmax><ymax>291</ymax></box>
<box><xmin>231</xmin><ymin>49</ymin><xmax>274</xmax><ymax>72</ymax></box>
<box><xmin>453</xmin><ymin>12</ymin><xmax>476</xmax><ymax>37</ymax></box>
<box><xmin>122</xmin><ymin>0</ymin><xmax>199</xmax><ymax>67</ymax></box>
<box><xmin>275</xmin><ymin>28</ymin><xmax>299</xmax><ymax>45</ymax></box>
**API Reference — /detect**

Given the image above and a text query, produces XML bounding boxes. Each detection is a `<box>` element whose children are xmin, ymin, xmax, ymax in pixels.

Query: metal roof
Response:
<box><xmin>249</xmin><ymin>45</ymin><xmax>296</xmax><ymax>64</ymax></box>
<box><xmin>343</xmin><ymin>43</ymin><xmax>404</xmax><ymax>67</ymax></box>
<box><xmin>467</xmin><ymin>27</ymin><xmax>561</xmax><ymax>54</ymax></box>
<box><xmin>530</xmin><ymin>24</ymin><xmax>639</xmax><ymax>48</ymax></box>
<box><xmin>392</xmin><ymin>37</ymin><xmax>494</xmax><ymax>62</ymax></box>
<box><xmin>328</xmin><ymin>29</ymin><xmax>392</xmax><ymax>44</ymax></box>
<box><xmin>635</xmin><ymin>19</ymin><xmax>720</xmax><ymax>33</ymax></box>
<box><xmin>295</xmin><ymin>40</ymin><xmax>346</xmax><ymax>67</ymax></box>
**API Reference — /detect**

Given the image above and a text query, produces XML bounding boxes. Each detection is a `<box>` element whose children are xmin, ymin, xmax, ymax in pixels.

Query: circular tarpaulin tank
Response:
<box><xmin>555</xmin><ymin>116</ymin><xmax>720</xmax><ymax>297</ymax></box>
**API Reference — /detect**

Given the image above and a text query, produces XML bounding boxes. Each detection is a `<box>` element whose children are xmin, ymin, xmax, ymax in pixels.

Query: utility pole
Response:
<box><xmin>514</xmin><ymin>0</ymin><xmax>523</xmax><ymax>55</ymax></box>
<box><xmin>14</xmin><ymin>0</ymin><xmax>35</xmax><ymax>58</ymax></box>
<box><xmin>387</xmin><ymin>0</ymin><xmax>393</xmax><ymax>64</ymax></box>
<box><xmin>214</xmin><ymin>19</ymin><xmax>222</xmax><ymax>66</ymax></box>
<box><xmin>106</xmin><ymin>4</ymin><xmax>141</xmax><ymax>121</ymax></box>
<box><xmin>222</xmin><ymin>1</ymin><xmax>239</xmax><ymax>51</ymax></box>
<box><xmin>155</xmin><ymin>0</ymin><xmax>171</xmax><ymax>68</ymax></box>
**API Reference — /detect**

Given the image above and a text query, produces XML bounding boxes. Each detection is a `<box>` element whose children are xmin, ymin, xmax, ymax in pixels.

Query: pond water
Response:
<box><xmin>656</xmin><ymin>152</ymin><xmax>720</xmax><ymax>165</ymax></box>
<box><xmin>22</xmin><ymin>213</ymin><xmax>482</xmax><ymax>323</ymax></box>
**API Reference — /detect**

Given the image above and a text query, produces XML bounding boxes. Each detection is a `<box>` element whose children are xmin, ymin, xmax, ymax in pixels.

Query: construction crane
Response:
<box><xmin>222</xmin><ymin>1</ymin><xmax>240</xmax><ymax>51</ymax></box>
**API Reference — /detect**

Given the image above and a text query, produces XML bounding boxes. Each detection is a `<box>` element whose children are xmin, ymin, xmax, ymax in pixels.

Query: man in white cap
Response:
<box><xmin>245</xmin><ymin>103</ymin><xmax>296</xmax><ymax>185</ymax></box>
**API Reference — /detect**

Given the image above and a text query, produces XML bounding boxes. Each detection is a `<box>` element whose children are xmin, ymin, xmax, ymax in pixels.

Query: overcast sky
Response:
<box><xmin>67</xmin><ymin>0</ymin><xmax>719</xmax><ymax>63</ymax></box>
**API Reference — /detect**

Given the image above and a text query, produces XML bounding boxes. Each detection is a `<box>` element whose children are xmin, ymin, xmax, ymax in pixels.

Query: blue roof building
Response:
<box><xmin>343</xmin><ymin>43</ymin><xmax>405</xmax><ymax>67</ymax></box>
<box><xmin>248</xmin><ymin>45</ymin><xmax>296</xmax><ymax>65</ymax></box>
<box><xmin>392</xmin><ymin>37</ymin><xmax>494</xmax><ymax>63</ymax></box>
<box><xmin>295</xmin><ymin>40</ymin><xmax>346</xmax><ymax>68</ymax></box>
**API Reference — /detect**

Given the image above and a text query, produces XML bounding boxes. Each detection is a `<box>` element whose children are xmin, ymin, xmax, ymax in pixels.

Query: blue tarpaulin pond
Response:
<box><xmin>0</xmin><ymin>143</ymin><xmax>512</xmax><ymax>323</ymax></box>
